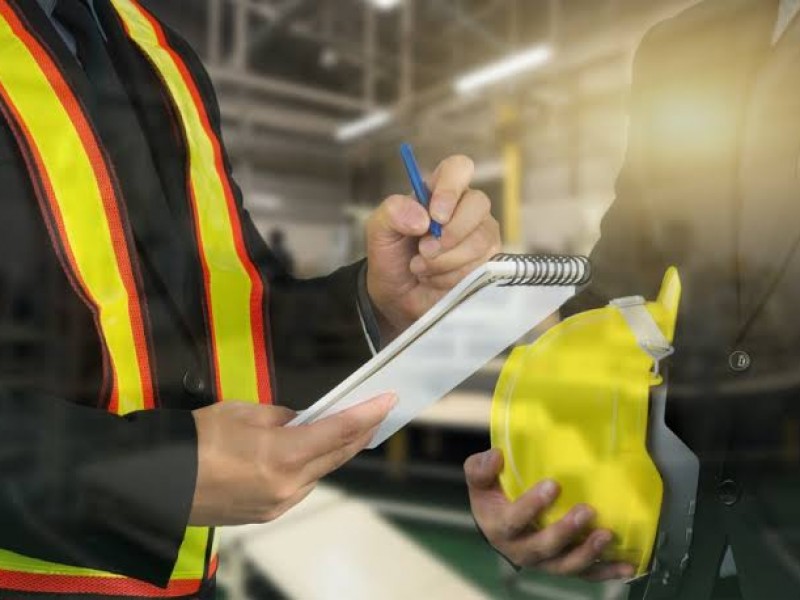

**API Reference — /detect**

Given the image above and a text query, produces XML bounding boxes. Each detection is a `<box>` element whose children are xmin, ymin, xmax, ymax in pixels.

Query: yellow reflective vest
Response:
<box><xmin>0</xmin><ymin>0</ymin><xmax>272</xmax><ymax>595</ymax></box>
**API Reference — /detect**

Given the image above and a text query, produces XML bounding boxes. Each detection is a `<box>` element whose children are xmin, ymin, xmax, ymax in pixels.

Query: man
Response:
<box><xmin>0</xmin><ymin>0</ymin><xmax>526</xmax><ymax>597</ymax></box>
<box><xmin>469</xmin><ymin>0</ymin><xmax>800</xmax><ymax>598</ymax></box>
<box><xmin>0</xmin><ymin>0</ymin><xmax>686</xmax><ymax>596</ymax></box>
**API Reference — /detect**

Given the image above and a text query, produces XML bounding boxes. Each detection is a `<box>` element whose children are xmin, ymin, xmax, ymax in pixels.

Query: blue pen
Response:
<box><xmin>400</xmin><ymin>143</ymin><xmax>443</xmax><ymax>239</ymax></box>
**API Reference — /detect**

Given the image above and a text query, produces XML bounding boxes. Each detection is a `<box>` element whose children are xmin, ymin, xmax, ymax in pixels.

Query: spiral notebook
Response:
<box><xmin>288</xmin><ymin>254</ymin><xmax>591</xmax><ymax>448</ymax></box>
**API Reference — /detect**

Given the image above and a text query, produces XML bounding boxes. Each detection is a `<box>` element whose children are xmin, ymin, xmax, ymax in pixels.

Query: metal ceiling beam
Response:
<box><xmin>247</xmin><ymin>0</ymin><xmax>314</xmax><ymax>56</ymax></box>
<box><xmin>432</xmin><ymin>0</ymin><xmax>510</xmax><ymax>52</ymax></box>
<box><xmin>363</xmin><ymin>2</ymin><xmax>377</xmax><ymax>106</ymax></box>
<box><xmin>345</xmin><ymin>0</ymin><xmax>696</xmax><ymax>147</ymax></box>
<box><xmin>207</xmin><ymin>0</ymin><xmax>222</xmax><ymax>65</ymax></box>
<box><xmin>399</xmin><ymin>0</ymin><xmax>414</xmax><ymax>104</ymax></box>
<box><xmin>226</xmin><ymin>0</ymin><xmax>279</xmax><ymax>22</ymax></box>
<box><xmin>210</xmin><ymin>67</ymin><xmax>369</xmax><ymax>112</ymax></box>
<box><xmin>219</xmin><ymin>99</ymin><xmax>340</xmax><ymax>137</ymax></box>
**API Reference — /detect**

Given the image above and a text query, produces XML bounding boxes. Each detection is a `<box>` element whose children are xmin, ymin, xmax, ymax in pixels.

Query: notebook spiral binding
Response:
<box><xmin>493</xmin><ymin>254</ymin><xmax>592</xmax><ymax>286</ymax></box>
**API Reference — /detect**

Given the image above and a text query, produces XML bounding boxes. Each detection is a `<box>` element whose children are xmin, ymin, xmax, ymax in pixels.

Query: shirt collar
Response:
<box><xmin>37</xmin><ymin>0</ymin><xmax>97</xmax><ymax>17</ymax></box>
<box><xmin>774</xmin><ymin>0</ymin><xmax>800</xmax><ymax>43</ymax></box>
<box><xmin>37</xmin><ymin>0</ymin><xmax>57</xmax><ymax>16</ymax></box>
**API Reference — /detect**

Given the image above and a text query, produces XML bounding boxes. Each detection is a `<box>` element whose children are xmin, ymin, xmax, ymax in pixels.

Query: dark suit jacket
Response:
<box><xmin>0</xmin><ymin>0</ymin><xmax>371</xmax><ymax>591</ymax></box>
<box><xmin>566</xmin><ymin>0</ymin><xmax>800</xmax><ymax>597</ymax></box>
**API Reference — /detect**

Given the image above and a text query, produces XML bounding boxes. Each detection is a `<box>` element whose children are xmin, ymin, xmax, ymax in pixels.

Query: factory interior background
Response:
<box><xmin>138</xmin><ymin>1</ymin><xmax>700</xmax><ymax>598</ymax></box>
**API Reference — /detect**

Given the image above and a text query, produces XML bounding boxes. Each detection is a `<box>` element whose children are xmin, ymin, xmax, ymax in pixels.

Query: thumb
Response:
<box><xmin>464</xmin><ymin>449</ymin><xmax>503</xmax><ymax>490</ymax></box>
<box><xmin>369</xmin><ymin>195</ymin><xmax>430</xmax><ymax>245</ymax></box>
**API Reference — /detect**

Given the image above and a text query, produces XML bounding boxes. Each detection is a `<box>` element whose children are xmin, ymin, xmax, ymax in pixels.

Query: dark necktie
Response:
<box><xmin>53</xmin><ymin>0</ymin><xmax>120</xmax><ymax>102</ymax></box>
<box><xmin>51</xmin><ymin>0</ymin><xmax>207</xmax><ymax>378</ymax></box>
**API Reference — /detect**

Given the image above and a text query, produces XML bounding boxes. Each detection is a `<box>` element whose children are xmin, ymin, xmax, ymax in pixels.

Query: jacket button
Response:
<box><xmin>728</xmin><ymin>350</ymin><xmax>751</xmax><ymax>372</ymax></box>
<box><xmin>182</xmin><ymin>370</ymin><xmax>207</xmax><ymax>396</ymax></box>
<box><xmin>717</xmin><ymin>479</ymin><xmax>741</xmax><ymax>506</ymax></box>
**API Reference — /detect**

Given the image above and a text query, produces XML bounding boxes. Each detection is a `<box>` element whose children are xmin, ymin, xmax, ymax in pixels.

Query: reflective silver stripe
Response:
<box><xmin>610</xmin><ymin>296</ymin><xmax>674</xmax><ymax>375</ymax></box>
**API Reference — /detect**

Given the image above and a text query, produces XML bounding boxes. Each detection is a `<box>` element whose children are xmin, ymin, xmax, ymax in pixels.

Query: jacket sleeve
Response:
<box><xmin>242</xmin><ymin>213</ymin><xmax>374</xmax><ymax>410</ymax></box>
<box><xmin>562</xmin><ymin>27</ymin><xmax>667</xmax><ymax>317</ymax></box>
<box><xmin>0</xmin><ymin>392</ymin><xmax>197</xmax><ymax>587</ymax></box>
<box><xmin>162</xmin><ymin>26</ymin><xmax>373</xmax><ymax>411</ymax></box>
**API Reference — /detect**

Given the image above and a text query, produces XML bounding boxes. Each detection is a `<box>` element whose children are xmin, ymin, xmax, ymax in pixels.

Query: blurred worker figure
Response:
<box><xmin>268</xmin><ymin>228</ymin><xmax>295</xmax><ymax>278</ymax></box>
<box><xmin>468</xmin><ymin>1</ymin><xmax>800</xmax><ymax>599</ymax></box>
<box><xmin>0</xmin><ymin>1</ymin><xmax>504</xmax><ymax>597</ymax></box>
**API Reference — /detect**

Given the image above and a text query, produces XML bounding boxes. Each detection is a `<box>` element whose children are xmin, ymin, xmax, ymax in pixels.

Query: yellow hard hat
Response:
<box><xmin>491</xmin><ymin>267</ymin><xmax>699</xmax><ymax>586</ymax></box>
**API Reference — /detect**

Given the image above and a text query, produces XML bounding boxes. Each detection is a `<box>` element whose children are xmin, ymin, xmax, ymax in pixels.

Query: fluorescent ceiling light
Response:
<box><xmin>250</xmin><ymin>192</ymin><xmax>283</xmax><ymax>210</ymax></box>
<box><xmin>336</xmin><ymin>110</ymin><xmax>393</xmax><ymax>142</ymax></box>
<box><xmin>455</xmin><ymin>45</ymin><xmax>552</xmax><ymax>95</ymax></box>
<box><xmin>365</xmin><ymin>0</ymin><xmax>402</xmax><ymax>11</ymax></box>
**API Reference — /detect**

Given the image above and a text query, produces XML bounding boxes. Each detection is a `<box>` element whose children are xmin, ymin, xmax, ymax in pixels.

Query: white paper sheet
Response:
<box><xmin>289</xmin><ymin>262</ymin><xmax>576</xmax><ymax>448</ymax></box>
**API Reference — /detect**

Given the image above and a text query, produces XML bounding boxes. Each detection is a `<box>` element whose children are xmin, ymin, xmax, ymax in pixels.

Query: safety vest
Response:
<box><xmin>0</xmin><ymin>0</ymin><xmax>272</xmax><ymax>596</ymax></box>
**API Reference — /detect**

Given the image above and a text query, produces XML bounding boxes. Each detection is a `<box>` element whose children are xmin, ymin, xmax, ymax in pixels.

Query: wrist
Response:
<box><xmin>189</xmin><ymin>406</ymin><xmax>224</xmax><ymax>526</ymax></box>
<box><xmin>365</xmin><ymin>281</ymin><xmax>407</xmax><ymax>344</ymax></box>
<box><xmin>360</xmin><ymin>262</ymin><xmax>406</xmax><ymax>345</ymax></box>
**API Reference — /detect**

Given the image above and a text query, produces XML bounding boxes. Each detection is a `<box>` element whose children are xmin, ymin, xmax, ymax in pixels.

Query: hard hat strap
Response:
<box><xmin>610</xmin><ymin>296</ymin><xmax>675</xmax><ymax>376</ymax></box>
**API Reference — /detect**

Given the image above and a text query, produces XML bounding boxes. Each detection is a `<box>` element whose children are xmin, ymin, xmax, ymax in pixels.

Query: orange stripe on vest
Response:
<box><xmin>115</xmin><ymin>0</ymin><xmax>273</xmax><ymax>405</ymax></box>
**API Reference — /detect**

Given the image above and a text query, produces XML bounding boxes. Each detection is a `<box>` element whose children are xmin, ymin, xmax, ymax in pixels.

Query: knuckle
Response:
<box><xmin>385</xmin><ymin>193</ymin><xmax>409</xmax><ymax>208</ymax></box>
<box><xmin>489</xmin><ymin>219</ymin><xmax>502</xmax><ymax>240</ymax></box>
<box><xmin>472</xmin><ymin>227</ymin><xmax>492</xmax><ymax>253</ymax></box>
<box><xmin>388</xmin><ymin>194</ymin><xmax>414</xmax><ymax>214</ymax></box>
<box><xmin>479</xmin><ymin>522</ymin><xmax>509</xmax><ymax>549</ymax></box>
<box><xmin>448</xmin><ymin>154</ymin><xmax>475</xmax><ymax>174</ymax></box>
<box><xmin>364</xmin><ymin>206</ymin><xmax>380</xmax><ymax>232</ymax></box>
<box><xmin>255</xmin><ymin>459</ymin><xmax>275</xmax><ymax>488</ymax></box>
<box><xmin>463</xmin><ymin>455</ymin><xmax>478</xmax><ymax>478</ymax></box>
<box><xmin>532</xmin><ymin>531</ymin><xmax>562</xmax><ymax>561</ymax></box>
<box><xmin>327</xmin><ymin>447</ymin><xmax>352</xmax><ymax>474</ymax></box>
<box><xmin>339</xmin><ymin>417</ymin><xmax>364</xmax><ymax>443</ymax></box>
<box><xmin>490</xmin><ymin>218</ymin><xmax>502</xmax><ymax>241</ymax></box>
<box><xmin>272</xmin><ymin>482</ymin><xmax>296</xmax><ymax>504</ymax></box>
<box><xmin>434</xmin><ymin>273</ymin><xmax>459</xmax><ymax>290</ymax></box>
<box><xmin>480</xmin><ymin>519</ymin><xmax>503</xmax><ymax>544</ymax></box>
<box><xmin>499</xmin><ymin>514</ymin><xmax>526</xmax><ymax>540</ymax></box>
<box><xmin>377</xmin><ymin>195</ymin><xmax>412</xmax><ymax>227</ymax></box>
<box><xmin>472</xmin><ymin>190</ymin><xmax>491</xmax><ymax>214</ymax></box>
<box><xmin>277</xmin><ymin>449</ymin><xmax>302</xmax><ymax>472</ymax></box>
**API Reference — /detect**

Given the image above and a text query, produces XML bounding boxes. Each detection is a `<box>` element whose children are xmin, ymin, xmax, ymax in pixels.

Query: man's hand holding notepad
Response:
<box><xmin>288</xmin><ymin>254</ymin><xmax>591</xmax><ymax>448</ymax></box>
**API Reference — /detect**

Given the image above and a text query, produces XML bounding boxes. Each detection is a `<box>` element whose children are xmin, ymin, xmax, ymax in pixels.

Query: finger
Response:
<box><xmin>286</xmin><ymin>393</ymin><xmax>397</xmax><ymax>462</ymax></box>
<box><xmin>464</xmin><ymin>449</ymin><xmax>504</xmax><ymax>491</ymax></box>
<box><xmin>496</xmin><ymin>480</ymin><xmax>560</xmax><ymax>540</ymax></box>
<box><xmin>428</xmin><ymin>155</ymin><xmax>475</xmax><ymax>224</ymax></box>
<box><xmin>417</xmin><ymin>260</ymin><xmax>485</xmax><ymax>290</ymax></box>
<box><xmin>433</xmin><ymin>190</ymin><xmax>494</xmax><ymax>254</ymax></box>
<box><xmin>411</xmin><ymin>221</ymin><xmax>500</xmax><ymax>277</ymax></box>
<box><xmin>368</xmin><ymin>195</ymin><xmax>430</xmax><ymax>244</ymax></box>
<box><xmin>301</xmin><ymin>423</ymin><xmax>381</xmax><ymax>483</ymax></box>
<box><xmin>581</xmin><ymin>562</ymin><xmax>637</xmax><ymax>582</ymax></box>
<box><xmin>518</xmin><ymin>504</ymin><xmax>596</xmax><ymax>564</ymax></box>
<box><xmin>539</xmin><ymin>529</ymin><xmax>614</xmax><ymax>576</ymax></box>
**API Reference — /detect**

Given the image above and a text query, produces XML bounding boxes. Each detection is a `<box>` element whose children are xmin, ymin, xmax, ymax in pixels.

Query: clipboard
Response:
<box><xmin>288</xmin><ymin>254</ymin><xmax>591</xmax><ymax>448</ymax></box>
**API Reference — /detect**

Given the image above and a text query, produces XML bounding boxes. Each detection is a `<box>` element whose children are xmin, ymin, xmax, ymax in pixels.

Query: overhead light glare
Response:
<box><xmin>455</xmin><ymin>45</ymin><xmax>552</xmax><ymax>95</ymax></box>
<box><xmin>250</xmin><ymin>192</ymin><xmax>283</xmax><ymax>210</ymax></box>
<box><xmin>336</xmin><ymin>110</ymin><xmax>393</xmax><ymax>142</ymax></box>
<box><xmin>365</xmin><ymin>0</ymin><xmax>402</xmax><ymax>11</ymax></box>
